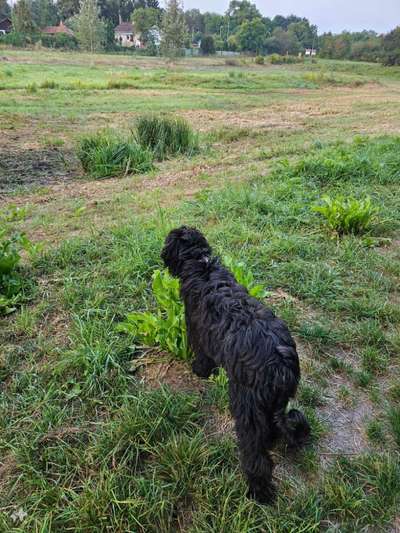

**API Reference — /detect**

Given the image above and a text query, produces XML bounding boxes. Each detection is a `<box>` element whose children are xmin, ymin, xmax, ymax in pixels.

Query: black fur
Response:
<box><xmin>161</xmin><ymin>226</ymin><xmax>310</xmax><ymax>504</ymax></box>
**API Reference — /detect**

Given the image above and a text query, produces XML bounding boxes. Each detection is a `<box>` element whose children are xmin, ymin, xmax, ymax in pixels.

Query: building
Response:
<box><xmin>42</xmin><ymin>21</ymin><xmax>74</xmax><ymax>37</ymax></box>
<box><xmin>0</xmin><ymin>17</ymin><xmax>12</xmax><ymax>35</ymax></box>
<box><xmin>305</xmin><ymin>48</ymin><xmax>317</xmax><ymax>57</ymax></box>
<box><xmin>114</xmin><ymin>22</ymin><xmax>141</xmax><ymax>48</ymax></box>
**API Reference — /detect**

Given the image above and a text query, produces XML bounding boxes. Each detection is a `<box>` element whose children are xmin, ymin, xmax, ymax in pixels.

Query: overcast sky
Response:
<box><xmin>182</xmin><ymin>0</ymin><xmax>399</xmax><ymax>34</ymax></box>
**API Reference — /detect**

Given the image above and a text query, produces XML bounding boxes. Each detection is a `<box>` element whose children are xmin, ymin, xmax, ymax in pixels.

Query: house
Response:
<box><xmin>305</xmin><ymin>48</ymin><xmax>317</xmax><ymax>57</ymax></box>
<box><xmin>114</xmin><ymin>22</ymin><xmax>142</xmax><ymax>48</ymax></box>
<box><xmin>0</xmin><ymin>17</ymin><xmax>12</xmax><ymax>35</ymax></box>
<box><xmin>42</xmin><ymin>21</ymin><xmax>74</xmax><ymax>37</ymax></box>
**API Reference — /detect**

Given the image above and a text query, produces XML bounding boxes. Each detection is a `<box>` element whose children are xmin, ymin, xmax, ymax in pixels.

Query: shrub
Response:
<box><xmin>135</xmin><ymin>114</ymin><xmax>199</xmax><ymax>160</ymax></box>
<box><xmin>118</xmin><ymin>259</ymin><xmax>267</xmax><ymax>360</ymax></box>
<box><xmin>26</xmin><ymin>82</ymin><xmax>38</xmax><ymax>94</ymax></box>
<box><xmin>41</xmin><ymin>33</ymin><xmax>78</xmax><ymax>49</ymax></box>
<box><xmin>269</xmin><ymin>54</ymin><xmax>303</xmax><ymax>65</ymax></box>
<box><xmin>313</xmin><ymin>195</ymin><xmax>377</xmax><ymax>235</ymax></box>
<box><xmin>200</xmin><ymin>35</ymin><xmax>215</xmax><ymax>56</ymax></box>
<box><xmin>254</xmin><ymin>55</ymin><xmax>265</xmax><ymax>65</ymax></box>
<box><xmin>77</xmin><ymin>130</ymin><xmax>154</xmax><ymax>178</ymax></box>
<box><xmin>107</xmin><ymin>79</ymin><xmax>137</xmax><ymax>89</ymax></box>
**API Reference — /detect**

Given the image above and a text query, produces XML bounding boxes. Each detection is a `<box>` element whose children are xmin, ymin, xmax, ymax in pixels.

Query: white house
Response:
<box><xmin>114</xmin><ymin>22</ymin><xmax>141</xmax><ymax>48</ymax></box>
<box><xmin>305</xmin><ymin>48</ymin><xmax>317</xmax><ymax>57</ymax></box>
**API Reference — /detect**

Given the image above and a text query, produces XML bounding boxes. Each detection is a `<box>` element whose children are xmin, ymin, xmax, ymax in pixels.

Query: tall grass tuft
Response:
<box><xmin>77</xmin><ymin>130</ymin><xmax>154</xmax><ymax>179</ymax></box>
<box><xmin>135</xmin><ymin>114</ymin><xmax>199</xmax><ymax>160</ymax></box>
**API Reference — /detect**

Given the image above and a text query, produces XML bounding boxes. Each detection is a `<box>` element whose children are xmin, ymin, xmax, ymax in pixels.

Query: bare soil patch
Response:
<box><xmin>136</xmin><ymin>353</ymin><xmax>206</xmax><ymax>393</ymax></box>
<box><xmin>0</xmin><ymin>146</ymin><xmax>78</xmax><ymax>194</ymax></box>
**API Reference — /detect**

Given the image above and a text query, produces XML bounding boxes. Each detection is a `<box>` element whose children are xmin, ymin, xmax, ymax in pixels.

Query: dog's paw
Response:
<box><xmin>191</xmin><ymin>360</ymin><xmax>213</xmax><ymax>379</ymax></box>
<box><xmin>247</xmin><ymin>483</ymin><xmax>277</xmax><ymax>506</ymax></box>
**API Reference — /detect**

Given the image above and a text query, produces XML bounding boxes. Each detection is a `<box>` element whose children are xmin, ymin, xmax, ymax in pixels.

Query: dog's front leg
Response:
<box><xmin>192</xmin><ymin>351</ymin><xmax>215</xmax><ymax>379</ymax></box>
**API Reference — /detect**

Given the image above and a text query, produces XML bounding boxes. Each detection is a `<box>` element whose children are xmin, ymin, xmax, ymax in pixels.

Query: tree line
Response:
<box><xmin>0</xmin><ymin>0</ymin><xmax>399</xmax><ymax>65</ymax></box>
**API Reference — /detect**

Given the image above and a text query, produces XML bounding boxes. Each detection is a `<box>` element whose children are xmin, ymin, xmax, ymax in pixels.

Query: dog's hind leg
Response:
<box><xmin>231</xmin><ymin>386</ymin><xmax>276</xmax><ymax>504</ymax></box>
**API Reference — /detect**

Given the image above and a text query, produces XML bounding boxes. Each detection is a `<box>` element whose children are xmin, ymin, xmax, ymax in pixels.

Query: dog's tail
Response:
<box><xmin>274</xmin><ymin>408</ymin><xmax>311</xmax><ymax>449</ymax></box>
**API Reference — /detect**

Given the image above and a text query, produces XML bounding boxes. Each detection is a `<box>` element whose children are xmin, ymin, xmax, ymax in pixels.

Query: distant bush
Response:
<box><xmin>41</xmin><ymin>33</ymin><xmax>78</xmax><ymax>49</ymax></box>
<box><xmin>135</xmin><ymin>114</ymin><xmax>199</xmax><ymax>160</ymax></box>
<box><xmin>313</xmin><ymin>195</ymin><xmax>377</xmax><ymax>235</ymax></box>
<box><xmin>107</xmin><ymin>79</ymin><xmax>137</xmax><ymax>89</ymax></box>
<box><xmin>26</xmin><ymin>82</ymin><xmax>38</xmax><ymax>93</ymax></box>
<box><xmin>254</xmin><ymin>55</ymin><xmax>265</xmax><ymax>65</ymax></box>
<box><xmin>269</xmin><ymin>54</ymin><xmax>303</xmax><ymax>65</ymax></box>
<box><xmin>39</xmin><ymin>79</ymin><xmax>58</xmax><ymax>89</ymax></box>
<box><xmin>200</xmin><ymin>35</ymin><xmax>215</xmax><ymax>56</ymax></box>
<box><xmin>0</xmin><ymin>31</ymin><xmax>38</xmax><ymax>47</ymax></box>
<box><xmin>77</xmin><ymin>130</ymin><xmax>154</xmax><ymax>179</ymax></box>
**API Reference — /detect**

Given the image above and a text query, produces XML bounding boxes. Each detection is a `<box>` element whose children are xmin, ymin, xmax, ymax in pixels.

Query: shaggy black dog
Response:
<box><xmin>161</xmin><ymin>226</ymin><xmax>310</xmax><ymax>504</ymax></box>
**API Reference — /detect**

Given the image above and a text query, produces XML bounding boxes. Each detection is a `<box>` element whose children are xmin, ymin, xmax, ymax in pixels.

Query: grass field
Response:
<box><xmin>1</xmin><ymin>49</ymin><xmax>400</xmax><ymax>532</ymax></box>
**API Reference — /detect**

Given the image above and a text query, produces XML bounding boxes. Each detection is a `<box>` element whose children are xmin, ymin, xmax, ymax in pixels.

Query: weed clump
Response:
<box><xmin>313</xmin><ymin>195</ymin><xmax>377</xmax><ymax>235</ymax></box>
<box><xmin>135</xmin><ymin>114</ymin><xmax>199</xmax><ymax>160</ymax></box>
<box><xmin>0</xmin><ymin>231</ymin><xmax>35</xmax><ymax>314</ymax></box>
<box><xmin>77</xmin><ymin>130</ymin><xmax>154</xmax><ymax>179</ymax></box>
<box><xmin>40</xmin><ymin>79</ymin><xmax>58</xmax><ymax>89</ymax></box>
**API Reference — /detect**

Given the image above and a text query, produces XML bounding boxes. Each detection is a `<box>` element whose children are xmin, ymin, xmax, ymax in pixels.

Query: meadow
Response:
<box><xmin>1</xmin><ymin>49</ymin><xmax>400</xmax><ymax>531</ymax></box>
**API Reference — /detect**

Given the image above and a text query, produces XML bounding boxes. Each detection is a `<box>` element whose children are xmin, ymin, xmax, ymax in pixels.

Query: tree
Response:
<box><xmin>287</xmin><ymin>20</ymin><xmax>317</xmax><ymax>49</ymax></box>
<box><xmin>0</xmin><ymin>0</ymin><xmax>11</xmax><ymax>19</ymax></box>
<box><xmin>12</xmin><ymin>0</ymin><xmax>35</xmax><ymax>34</ymax></box>
<box><xmin>57</xmin><ymin>0</ymin><xmax>80</xmax><ymax>20</ymax></box>
<box><xmin>265</xmin><ymin>27</ymin><xmax>300</xmax><ymax>55</ymax></box>
<box><xmin>200</xmin><ymin>34</ymin><xmax>215</xmax><ymax>55</ymax></box>
<box><xmin>226</xmin><ymin>0</ymin><xmax>261</xmax><ymax>32</ymax></box>
<box><xmin>75</xmin><ymin>0</ymin><xmax>105</xmax><ymax>52</ymax></box>
<box><xmin>31</xmin><ymin>0</ymin><xmax>58</xmax><ymax>28</ymax></box>
<box><xmin>235</xmin><ymin>17</ymin><xmax>267</xmax><ymax>53</ymax></box>
<box><xmin>132</xmin><ymin>6</ymin><xmax>160</xmax><ymax>43</ymax></box>
<box><xmin>185</xmin><ymin>8</ymin><xmax>204</xmax><ymax>36</ymax></box>
<box><xmin>161</xmin><ymin>0</ymin><xmax>187</xmax><ymax>56</ymax></box>
<box><xmin>383</xmin><ymin>26</ymin><xmax>400</xmax><ymax>66</ymax></box>
<box><xmin>203</xmin><ymin>11</ymin><xmax>224</xmax><ymax>35</ymax></box>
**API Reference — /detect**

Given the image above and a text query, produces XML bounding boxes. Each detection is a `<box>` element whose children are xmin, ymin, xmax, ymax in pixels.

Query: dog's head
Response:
<box><xmin>161</xmin><ymin>226</ymin><xmax>212</xmax><ymax>277</ymax></box>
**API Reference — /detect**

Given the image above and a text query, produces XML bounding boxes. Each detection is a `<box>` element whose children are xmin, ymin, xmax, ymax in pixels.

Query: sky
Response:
<box><xmin>182</xmin><ymin>0</ymin><xmax>400</xmax><ymax>34</ymax></box>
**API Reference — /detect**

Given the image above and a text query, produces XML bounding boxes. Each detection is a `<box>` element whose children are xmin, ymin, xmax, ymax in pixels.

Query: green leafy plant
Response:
<box><xmin>77</xmin><ymin>130</ymin><xmax>154</xmax><ymax>179</ymax></box>
<box><xmin>254</xmin><ymin>55</ymin><xmax>265</xmax><ymax>65</ymax></box>
<box><xmin>117</xmin><ymin>269</ymin><xmax>190</xmax><ymax>360</ymax></box>
<box><xmin>313</xmin><ymin>195</ymin><xmax>377</xmax><ymax>235</ymax></box>
<box><xmin>223</xmin><ymin>255</ymin><xmax>268</xmax><ymax>298</ymax></box>
<box><xmin>118</xmin><ymin>259</ymin><xmax>267</xmax><ymax>360</ymax></box>
<box><xmin>0</xmin><ymin>230</ymin><xmax>33</xmax><ymax>314</ymax></box>
<box><xmin>134</xmin><ymin>114</ymin><xmax>199</xmax><ymax>160</ymax></box>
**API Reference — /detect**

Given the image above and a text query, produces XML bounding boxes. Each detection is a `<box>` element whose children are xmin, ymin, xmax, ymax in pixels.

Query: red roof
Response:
<box><xmin>42</xmin><ymin>22</ymin><xmax>74</xmax><ymax>36</ymax></box>
<box><xmin>114</xmin><ymin>22</ymin><xmax>134</xmax><ymax>33</ymax></box>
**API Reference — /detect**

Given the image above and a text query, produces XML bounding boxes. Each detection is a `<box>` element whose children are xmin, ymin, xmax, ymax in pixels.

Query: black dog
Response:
<box><xmin>161</xmin><ymin>226</ymin><xmax>310</xmax><ymax>504</ymax></box>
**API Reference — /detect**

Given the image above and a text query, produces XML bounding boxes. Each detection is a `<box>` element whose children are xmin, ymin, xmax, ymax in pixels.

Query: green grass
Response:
<box><xmin>1</xmin><ymin>50</ymin><xmax>400</xmax><ymax>531</ymax></box>
<box><xmin>77</xmin><ymin>129</ymin><xmax>154</xmax><ymax>178</ymax></box>
<box><xmin>135</xmin><ymin>114</ymin><xmax>199</xmax><ymax>160</ymax></box>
